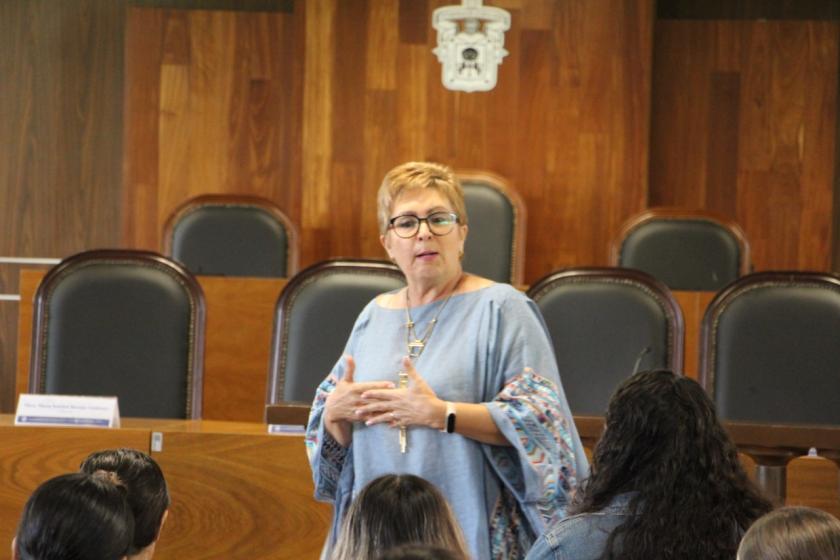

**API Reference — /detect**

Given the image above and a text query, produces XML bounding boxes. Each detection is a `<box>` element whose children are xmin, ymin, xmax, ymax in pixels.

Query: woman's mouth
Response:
<box><xmin>415</xmin><ymin>251</ymin><xmax>438</xmax><ymax>261</ymax></box>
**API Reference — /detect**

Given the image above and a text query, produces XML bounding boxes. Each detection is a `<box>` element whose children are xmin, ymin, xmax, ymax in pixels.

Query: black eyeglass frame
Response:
<box><xmin>387</xmin><ymin>211</ymin><xmax>460</xmax><ymax>239</ymax></box>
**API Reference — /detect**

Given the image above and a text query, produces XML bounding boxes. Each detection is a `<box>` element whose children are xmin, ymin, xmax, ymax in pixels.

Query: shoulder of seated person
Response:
<box><xmin>542</xmin><ymin>508</ymin><xmax>632</xmax><ymax>547</ymax></box>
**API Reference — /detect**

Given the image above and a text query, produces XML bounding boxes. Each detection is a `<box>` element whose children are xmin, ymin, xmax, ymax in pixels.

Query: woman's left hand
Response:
<box><xmin>357</xmin><ymin>356</ymin><xmax>447</xmax><ymax>430</ymax></box>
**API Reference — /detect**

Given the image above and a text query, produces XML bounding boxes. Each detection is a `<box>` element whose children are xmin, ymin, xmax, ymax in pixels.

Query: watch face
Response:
<box><xmin>446</xmin><ymin>412</ymin><xmax>456</xmax><ymax>434</ymax></box>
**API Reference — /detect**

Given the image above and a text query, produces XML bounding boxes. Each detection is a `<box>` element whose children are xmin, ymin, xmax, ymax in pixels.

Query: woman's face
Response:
<box><xmin>380</xmin><ymin>188</ymin><xmax>467</xmax><ymax>287</ymax></box>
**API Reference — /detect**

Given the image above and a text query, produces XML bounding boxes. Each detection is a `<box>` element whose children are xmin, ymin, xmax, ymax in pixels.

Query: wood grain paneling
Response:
<box><xmin>651</xmin><ymin>20</ymin><xmax>839</xmax><ymax>271</ymax></box>
<box><xmin>658</xmin><ymin>0</ymin><xmax>840</xmax><ymax>20</ymax></box>
<box><xmin>153</xmin><ymin>430</ymin><xmax>329</xmax><ymax>559</ymax></box>
<box><xmin>0</xmin><ymin>0</ymin><xmax>126</xmax><ymax>412</ymax></box>
<box><xmin>123</xmin><ymin>0</ymin><xmax>654</xmax><ymax>283</ymax></box>
<box><xmin>123</xmin><ymin>6</ymin><xmax>305</xmax><ymax>255</ymax></box>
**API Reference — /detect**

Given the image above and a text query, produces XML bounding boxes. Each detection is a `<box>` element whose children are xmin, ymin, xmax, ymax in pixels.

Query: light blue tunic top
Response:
<box><xmin>306</xmin><ymin>284</ymin><xmax>589</xmax><ymax>559</ymax></box>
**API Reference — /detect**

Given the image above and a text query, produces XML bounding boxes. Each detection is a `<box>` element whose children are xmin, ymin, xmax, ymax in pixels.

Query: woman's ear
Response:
<box><xmin>11</xmin><ymin>537</ymin><xmax>19</xmax><ymax>560</ymax></box>
<box><xmin>380</xmin><ymin>234</ymin><xmax>393</xmax><ymax>261</ymax></box>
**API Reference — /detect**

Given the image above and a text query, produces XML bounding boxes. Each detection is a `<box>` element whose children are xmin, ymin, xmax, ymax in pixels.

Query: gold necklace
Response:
<box><xmin>397</xmin><ymin>274</ymin><xmax>463</xmax><ymax>454</ymax></box>
<box><xmin>403</xmin><ymin>274</ymin><xmax>464</xmax><ymax>359</ymax></box>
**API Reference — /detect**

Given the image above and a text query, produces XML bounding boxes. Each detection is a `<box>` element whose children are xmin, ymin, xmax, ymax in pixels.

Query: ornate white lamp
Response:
<box><xmin>432</xmin><ymin>0</ymin><xmax>511</xmax><ymax>92</ymax></box>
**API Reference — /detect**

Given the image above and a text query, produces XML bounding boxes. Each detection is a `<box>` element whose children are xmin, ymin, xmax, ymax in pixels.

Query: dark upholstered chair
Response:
<box><xmin>267</xmin><ymin>259</ymin><xmax>405</xmax><ymax>410</ymax></box>
<box><xmin>700</xmin><ymin>271</ymin><xmax>840</xmax><ymax>425</ymax></box>
<box><xmin>527</xmin><ymin>267</ymin><xmax>684</xmax><ymax>415</ymax></box>
<box><xmin>163</xmin><ymin>194</ymin><xmax>298</xmax><ymax>278</ymax></box>
<box><xmin>459</xmin><ymin>171</ymin><xmax>526</xmax><ymax>286</ymax></box>
<box><xmin>611</xmin><ymin>207</ymin><xmax>750</xmax><ymax>291</ymax></box>
<box><xmin>700</xmin><ymin>271</ymin><xmax>840</xmax><ymax>503</ymax></box>
<box><xmin>29</xmin><ymin>250</ymin><xmax>205</xmax><ymax>419</ymax></box>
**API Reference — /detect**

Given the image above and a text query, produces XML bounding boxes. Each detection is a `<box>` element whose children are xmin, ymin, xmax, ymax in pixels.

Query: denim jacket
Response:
<box><xmin>524</xmin><ymin>493</ymin><xmax>635</xmax><ymax>560</ymax></box>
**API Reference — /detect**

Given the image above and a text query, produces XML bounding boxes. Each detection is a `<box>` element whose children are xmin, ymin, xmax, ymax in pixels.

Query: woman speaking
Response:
<box><xmin>305</xmin><ymin>162</ymin><xmax>587</xmax><ymax>559</ymax></box>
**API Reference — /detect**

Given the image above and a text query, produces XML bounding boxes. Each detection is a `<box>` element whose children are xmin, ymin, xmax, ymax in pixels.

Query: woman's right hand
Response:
<box><xmin>323</xmin><ymin>355</ymin><xmax>394</xmax><ymax>447</ymax></box>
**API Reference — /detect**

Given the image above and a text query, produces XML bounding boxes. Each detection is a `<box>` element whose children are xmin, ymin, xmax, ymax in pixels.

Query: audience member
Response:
<box><xmin>332</xmin><ymin>474</ymin><xmax>469</xmax><ymax>560</ymax></box>
<box><xmin>526</xmin><ymin>370</ymin><xmax>772</xmax><ymax>560</ymax></box>
<box><xmin>376</xmin><ymin>544</ymin><xmax>465</xmax><ymax>560</ymax></box>
<box><xmin>12</xmin><ymin>471</ymin><xmax>133</xmax><ymax>560</ymax></box>
<box><xmin>737</xmin><ymin>506</ymin><xmax>840</xmax><ymax>560</ymax></box>
<box><xmin>80</xmin><ymin>448</ymin><xmax>170</xmax><ymax>560</ymax></box>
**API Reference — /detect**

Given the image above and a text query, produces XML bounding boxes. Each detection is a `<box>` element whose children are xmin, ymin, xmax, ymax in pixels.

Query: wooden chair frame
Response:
<box><xmin>162</xmin><ymin>193</ymin><xmax>299</xmax><ymax>277</ymax></box>
<box><xmin>528</xmin><ymin>266</ymin><xmax>686</xmax><ymax>373</ymax></box>
<box><xmin>457</xmin><ymin>170</ymin><xmax>527</xmax><ymax>287</ymax></box>
<box><xmin>610</xmin><ymin>206</ymin><xmax>751</xmax><ymax>277</ymax></box>
<box><xmin>30</xmin><ymin>249</ymin><xmax>206</xmax><ymax>419</ymax></box>
<box><xmin>266</xmin><ymin>258</ymin><xmax>404</xmax><ymax>413</ymax></box>
<box><xmin>699</xmin><ymin>270</ymin><xmax>840</xmax><ymax>502</ymax></box>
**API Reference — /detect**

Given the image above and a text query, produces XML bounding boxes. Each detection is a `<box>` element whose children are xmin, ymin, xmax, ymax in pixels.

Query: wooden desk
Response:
<box><xmin>0</xmin><ymin>416</ymin><xmax>330</xmax><ymax>559</ymax></box>
<box><xmin>15</xmin><ymin>270</ymin><xmax>286</xmax><ymax>422</ymax></box>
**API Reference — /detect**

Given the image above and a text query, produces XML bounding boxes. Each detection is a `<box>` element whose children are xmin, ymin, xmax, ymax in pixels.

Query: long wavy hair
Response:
<box><xmin>572</xmin><ymin>370</ymin><xmax>772</xmax><ymax>560</ymax></box>
<box><xmin>332</xmin><ymin>474</ymin><xmax>469</xmax><ymax>560</ymax></box>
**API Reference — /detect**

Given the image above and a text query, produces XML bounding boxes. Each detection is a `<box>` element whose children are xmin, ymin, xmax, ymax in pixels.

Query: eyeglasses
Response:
<box><xmin>388</xmin><ymin>211</ymin><xmax>460</xmax><ymax>238</ymax></box>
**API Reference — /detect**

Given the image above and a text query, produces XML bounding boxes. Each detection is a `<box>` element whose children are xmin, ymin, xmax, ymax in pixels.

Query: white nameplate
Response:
<box><xmin>15</xmin><ymin>394</ymin><xmax>120</xmax><ymax>428</ymax></box>
<box><xmin>267</xmin><ymin>424</ymin><xmax>305</xmax><ymax>436</ymax></box>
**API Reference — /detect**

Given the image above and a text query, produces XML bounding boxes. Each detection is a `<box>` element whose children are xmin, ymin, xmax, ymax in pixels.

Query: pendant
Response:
<box><xmin>408</xmin><ymin>340</ymin><xmax>425</xmax><ymax>358</ymax></box>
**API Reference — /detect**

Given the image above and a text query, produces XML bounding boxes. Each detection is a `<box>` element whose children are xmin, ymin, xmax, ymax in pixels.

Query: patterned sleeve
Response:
<box><xmin>305</xmin><ymin>374</ymin><xmax>351</xmax><ymax>502</ymax></box>
<box><xmin>480</xmin><ymin>289</ymin><xmax>587</xmax><ymax>541</ymax></box>
<box><xmin>485</xmin><ymin>370</ymin><xmax>580</xmax><ymax>529</ymax></box>
<box><xmin>303</xmin><ymin>299</ymin><xmax>378</xmax><ymax>503</ymax></box>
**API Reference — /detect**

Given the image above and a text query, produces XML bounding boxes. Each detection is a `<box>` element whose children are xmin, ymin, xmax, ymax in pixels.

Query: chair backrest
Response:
<box><xmin>30</xmin><ymin>250</ymin><xmax>205</xmax><ymax>419</ymax></box>
<box><xmin>611</xmin><ymin>207</ymin><xmax>750</xmax><ymax>291</ymax></box>
<box><xmin>458</xmin><ymin>171</ymin><xmax>526</xmax><ymax>286</ymax></box>
<box><xmin>527</xmin><ymin>267</ymin><xmax>684</xmax><ymax>415</ymax></box>
<box><xmin>163</xmin><ymin>194</ymin><xmax>298</xmax><ymax>278</ymax></box>
<box><xmin>267</xmin><ymin>259</ymin><xmax>405</xmax><ymax>407</ymax></box>
<box><xmin>700</xmin><ymin>271</ymin><xmax>840</xmax><ymax>425</ymax></box>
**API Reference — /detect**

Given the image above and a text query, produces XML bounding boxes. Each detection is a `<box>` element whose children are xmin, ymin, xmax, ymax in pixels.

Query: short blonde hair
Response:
<box><xmin>377</xmin><ymin>162</ymin><xmax>468</xmax><ymax>234</ymax></box>
<box><xmin>738</xmin><ymin>506</ymin><xmax>840</xmax><ymax>560</ymax></box>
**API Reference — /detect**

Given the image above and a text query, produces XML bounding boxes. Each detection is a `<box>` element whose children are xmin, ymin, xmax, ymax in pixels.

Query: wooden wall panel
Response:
<box><xmin>650</xmin><ymin>20</ymin><xmax>839</xmax><ymax>271</ymax></box>
<box><xmin>0</xmin><ymin>0</ymin><xmax>126</xmax><ymax>412</ymax></box>
<box><xmin>123</xmin><ymin>7</ymin><xmax>305</xmax><ymax>252</ymax></box>
<box><xmin>123</xmin><ymin>0</ymin><xmax>654</xmax><ymax>283</ymax></box>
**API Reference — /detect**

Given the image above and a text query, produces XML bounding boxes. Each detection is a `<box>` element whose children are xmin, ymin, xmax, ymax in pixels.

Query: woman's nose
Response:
<box><xmin>416</xmin><ymin>220</ymin><xmax>433</xmax><ymax>239</ymax></box>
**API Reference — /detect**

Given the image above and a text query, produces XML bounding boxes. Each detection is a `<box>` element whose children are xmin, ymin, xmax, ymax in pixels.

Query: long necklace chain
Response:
<box><xmin>403</xmin><ymin>274</ymin><xmax>464</xmax><ymax>360</ymax></box>
<box><xmin>397</xmin><ymin>274</ymin><xmax>463</xmax><ymax>454</ymax></box>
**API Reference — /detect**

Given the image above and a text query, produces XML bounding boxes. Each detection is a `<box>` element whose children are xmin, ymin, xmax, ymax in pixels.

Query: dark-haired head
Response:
<box><xmin>574</xmin><ymin>369</ymin><xmax>772</xmax><ymax>560</ymax></box>
<box><xmin>376</xmin><ymin>543</ymin><xmax>466</xmax><ymax>560</ymax></box>
<box><xmin>738</xmin><ymin>506</ymin><xmax>840</xmax><ymax>560</ymax></box>
<box><xmin>332</xmin><ymin>474</ymin><xmax>468</xmax><ymax>560</ymax></box>
<box><xmin>14</xmin><ymin>471</ymin><xmax>133</xmax><ymax>560</ymax></box>
<box><xmin>80</xmin><ymin>448</ymin><xmax>169</xmax><ymax>557</ymax></box>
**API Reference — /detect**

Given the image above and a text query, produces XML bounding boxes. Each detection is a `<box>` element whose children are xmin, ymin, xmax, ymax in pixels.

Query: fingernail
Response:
<box><xmin>365</xmin><ymin>420</ymin><xmax>372</xmax><ymax>426</ymax></box>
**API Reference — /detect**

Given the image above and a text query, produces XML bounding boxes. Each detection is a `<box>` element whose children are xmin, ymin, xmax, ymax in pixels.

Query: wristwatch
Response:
<box><xmin>442</xmin><ymin>402</ymin><xmax>456</xmax><ymax>434</ymax></box>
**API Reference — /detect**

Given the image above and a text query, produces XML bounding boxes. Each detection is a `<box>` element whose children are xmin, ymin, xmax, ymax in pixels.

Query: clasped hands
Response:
<box><xmin>324</xmin><ymin>355</ymin><xmax>446</xmax><ymax>432</ymax></box>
